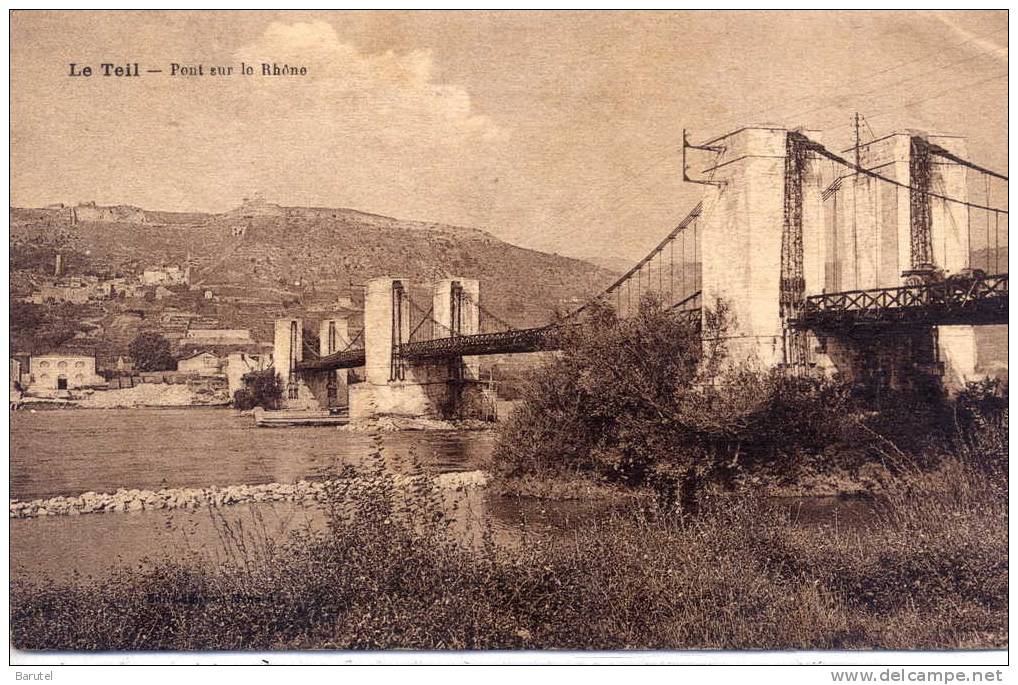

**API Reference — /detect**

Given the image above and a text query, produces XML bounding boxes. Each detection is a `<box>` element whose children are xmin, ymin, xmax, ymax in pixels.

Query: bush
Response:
<box><xmin>233</xmin><ymin>369</ymin><xmax>283</xmax><ymax>410</ymax></box>
<box><xmin>493</xmin><ymin>294</ymin><xmax>1006</xmax><ymax>502</ymax></box>
<box><xmin>494</xmin><ymin>295</ymin><xmax>858</xmax><ymax>489</ymax></box>
<box><xmin>494</xmin><ymin>296</ymin><xmax>700</xmax><ymax>484</ymax></box>
<box><xmin>951</xmin><ymin>378</ymin><xmax>1008</xmax><ymax>491</ymax></box>
<box><xmin>9</xmin><ymin>454</ymin><xmax>1007</xmax><ymax>650</ymax></box>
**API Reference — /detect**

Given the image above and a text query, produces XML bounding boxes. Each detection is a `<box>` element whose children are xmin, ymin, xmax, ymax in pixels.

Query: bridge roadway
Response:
<box><xmin>295</xmin><ymin>324</ymin><xmax>563</xmax><ymax>373</ymax></box>
<box><xmin>294</xmin><ymin>306</ymin><xmax>707</xmax><ymax>373</ymax></box>
<box><xmin>293</xmin><ymin>274</ymin><xmax>1006</xmax><ymax>374</ymax></box>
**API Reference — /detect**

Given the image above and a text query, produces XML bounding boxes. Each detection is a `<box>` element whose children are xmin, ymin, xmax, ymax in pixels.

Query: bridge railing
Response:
<box><xmin>795</xmin><ymin>273</ymin><xmax>1008</xmax><ymax>329</ymax></box>
<box><xmin>295</xmin><ymin>328</ymin><xmax>366</xmax><ymax>372</ymax></box>
<box><xmin>398</xmin><ymin>325</ymin><xmax>562</xmax><ymax>360</ymax></box>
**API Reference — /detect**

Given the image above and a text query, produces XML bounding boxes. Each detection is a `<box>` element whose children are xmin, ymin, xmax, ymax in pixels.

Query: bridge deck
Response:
<box><xmin>793</xmin><ymin>274</ymin><xmax>1008</xmax><ymax>330</ymax></box>
<box><xmin>295</xmin><ymin>349</ymin><xmax>366</xmax><ymax>372</ymax></box>
<box><xmin>296</xmin><ymin>308</ymin><xmax>704</xmax><ymax>372</ymax></box>
<box><xmin>398</xmin><ymin>325</ymin><xmax>561</xmax><ymax>361</ymax></box>
<box><xmin>292</xmin><ymin>277</ymin><xmax>1005</xmax><ymax>374</ymax></box>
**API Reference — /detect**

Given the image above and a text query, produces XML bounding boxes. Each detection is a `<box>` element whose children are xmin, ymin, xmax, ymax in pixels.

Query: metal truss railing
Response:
<box><xmin>295</xmin><ymin>348</ymin><xmax>366</xmax><ymax>372</ymax></box>
<box><xmin>400</xmin><ymin>304</ymin><xmax>704</xmax><ymax>361</ymax></box>
<box><xmin>398</xmin><ymin>324</ymin><xmax>562</xmax><ymax>360</ymax></box>
<box><xmin>794</xmin><ymin>273</ymin><xmax>1008</xmax><ymax>330</ymax></box>
<box><xmin>296</xmin><ymin>329</ymin><xmax>367</xmax><ymax>372</ymax></box>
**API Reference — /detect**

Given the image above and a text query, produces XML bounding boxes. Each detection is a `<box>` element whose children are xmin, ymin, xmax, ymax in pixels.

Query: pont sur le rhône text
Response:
<box><xmin>67</xmin><ymin>62</ymin><xmax>308</xmax><ymax>77</ymax></box>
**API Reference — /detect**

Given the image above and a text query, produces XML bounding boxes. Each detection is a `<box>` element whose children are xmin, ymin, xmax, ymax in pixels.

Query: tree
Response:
<box><xmin>128</xmin><ymin>332</ymin><xmax>175</xmax><ymax>372</ymax></box>
<box><xmin>494</xmin><ymin>294</ymin><xmax>856</xmax><ymax>489</ymax></box>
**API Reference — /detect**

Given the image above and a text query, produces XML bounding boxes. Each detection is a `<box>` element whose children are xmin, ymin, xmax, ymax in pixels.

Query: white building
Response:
<box><xmin>176</xmin><ymin>351</ymin><xmax>224</xmax><ymax>376</ymax></box>
<box><xmin>141</xmin><ymin>266</ymin><xmax>189</xmax><ymax>286</ymax></box>
<box><xmin>184</xmin><ymin>329</ymin><xmax>254</xmax><ymax>345</ymax></box>
<box><xmin>29</xmin><ymin>354</ymin><xmax>104</xmax><ymax>391</ymax></box>
<box><xmin>225</xmin><ymin>351</ymin><xmax>273</xmax><ymax>396</ymax></box>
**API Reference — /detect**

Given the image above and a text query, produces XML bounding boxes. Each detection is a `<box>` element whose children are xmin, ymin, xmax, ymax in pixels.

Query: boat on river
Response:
<box><xmin>253</xmin><ymin>407</ymin><xmax>350</xmax><ymax>427</ymax></box>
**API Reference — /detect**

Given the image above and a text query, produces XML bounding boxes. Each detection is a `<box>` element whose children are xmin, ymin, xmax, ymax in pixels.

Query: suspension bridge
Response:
<box><xmin>273</xmin><ymin>124</ymin><xmax>1007</xmax><ymax>419</ymax></box>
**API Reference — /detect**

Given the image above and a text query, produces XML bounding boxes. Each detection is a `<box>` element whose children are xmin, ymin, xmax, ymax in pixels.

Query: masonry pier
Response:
<box><xmin>699</xmin><ymin>126</ymin><xmax>984</xmax><ymax>392</ymax></box>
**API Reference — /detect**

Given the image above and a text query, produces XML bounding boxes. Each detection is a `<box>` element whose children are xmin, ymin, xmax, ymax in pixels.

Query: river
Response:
<box><xmin>10</xmin><ymin>407</ymin><xmax>873</xmax><ymax>584</ymax></box>
<box><xmin>11</xmin><ymin>408</ymin><xmax>494</xmax><ymax>501</ymax></box>
<box><xmin>10</xmin><ymin>408</ymin><xmax>600</xmax><ymax>582</ymax></box>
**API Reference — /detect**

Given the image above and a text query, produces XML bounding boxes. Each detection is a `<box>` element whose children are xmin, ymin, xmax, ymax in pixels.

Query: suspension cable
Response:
<box><xmin>929</xmin><ymin>145</ymin><xmax>1008</xmax><ymax>181</ymax></box>
<box><xmin>803</xmin><ymin>136</ymin><xmax>1008</xmax><ymax>214</ymax></box>
<box><xmin>564</xmin><ymin>202</ymin><xmax>703</xmax><ymax>319</ymax></box>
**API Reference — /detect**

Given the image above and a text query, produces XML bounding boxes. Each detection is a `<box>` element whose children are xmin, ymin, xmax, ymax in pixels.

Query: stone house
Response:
<box><xmin>29</xmin><ymin>354</ymin><xmax>105</xmax><ymax>391</ymax></box>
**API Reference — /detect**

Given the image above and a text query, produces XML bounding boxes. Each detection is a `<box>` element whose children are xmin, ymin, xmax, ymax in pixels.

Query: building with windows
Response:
<box><xmin>29</xmin><ymin>354</ymin><xmax>104</xmax><ymax>391</ymax></box>
<box><xmin>141</xmin><ymin>266</ymin><xmax>189</xmax><ymax>286</ymax></box>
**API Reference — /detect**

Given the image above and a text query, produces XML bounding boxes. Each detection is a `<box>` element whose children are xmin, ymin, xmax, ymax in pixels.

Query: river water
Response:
<box><xmin>11</xmin><ymin>408</ymin><xmax>494</xmax><ymax>501</ymax></box>
<box><xmin>10</xmin><ymin>408</ymin><xmax>872</xmax><ymax>584</ymax></box>
<box><xmin>10</xmin><ymin>408</ymin><xmax>599</xmax><ymax>582</ymax></box>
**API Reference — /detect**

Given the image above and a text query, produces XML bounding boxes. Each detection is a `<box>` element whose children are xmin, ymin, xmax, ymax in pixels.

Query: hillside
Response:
<box><xmin>10</xmin><ymin>201</ymin><xmax>619</xmax><ymax>353</ymax></box>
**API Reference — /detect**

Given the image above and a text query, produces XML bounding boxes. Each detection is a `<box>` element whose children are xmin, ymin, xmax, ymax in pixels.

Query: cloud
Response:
<box><xmin>234</xmin><ymin>21</ymin><xmax>503</xmax><ymax>144</ymax></box>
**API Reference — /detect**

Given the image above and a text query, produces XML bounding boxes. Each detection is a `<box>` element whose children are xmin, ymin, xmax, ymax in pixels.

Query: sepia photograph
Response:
<box><xmin>6</xmin><ymin>8</ymin><xmax>1009</xmax><ymax>672</ymax></box>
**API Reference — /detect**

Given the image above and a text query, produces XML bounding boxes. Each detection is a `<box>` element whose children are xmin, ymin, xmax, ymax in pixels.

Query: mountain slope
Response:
<box><xmin>10</xmin><ymin>201</ymin><xmax>620</xmax><ymax>345</ymax></box>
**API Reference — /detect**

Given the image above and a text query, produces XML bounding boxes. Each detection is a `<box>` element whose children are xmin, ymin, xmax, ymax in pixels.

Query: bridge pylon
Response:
<box><xmin>695</xmin><ymin>125</ymin><xmax>983</xmax><ymax>393</ymax></box>
<box><xmin>316</xmin><ymin>315</ymin><xmax>350</xmax><ymax>407</ymax></box>
<box><xmin>349</xmin><ymin>276</ymin><xmax>486</xmax><ymax>420</ymax></box>
<box><xmin>808</xmin><ymin>130</ymin><xmax>978</xmax><ymax>392</ymax></box>
<box><xmin>272</xmin><ymin>318</ymin><xmax>317</xmax><ymax>409</ymax></box>
<box><xmin>698</xmin><ymin>126</ymin><xmax>826</xmax><ymax>369</ymax></box>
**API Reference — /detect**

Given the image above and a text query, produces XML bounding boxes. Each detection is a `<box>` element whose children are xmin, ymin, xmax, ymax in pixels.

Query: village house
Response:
<box><xmin>224</xmin><ymin>351</ymin><xmax>273</xmax><ymax>396</ymax></box>
<box><xmin>28</xmin><ymin>353</ymin><xmax>105</xmax><ymax>392</ymax></box>
<box><xmin>25</xmin><ymin>273</ymin><xmax>135</xmax><ymax>305</ymax></box>
<box><xmin>141</xmin><ymin>266</ymin><xmax>189</xmax><ymax>287</ymax></box>
<box><xmin>10</xmin><ymin>356</ymin><xmax>29</xmax><ymax>390</ymax></box>
<box><xmin>28</xmin><ymin>282</ymin><xmax>93</xmax><ymax>304</ymax></box>
<box><xmin>183</xmin><ymin>329</ymin><xmax>254</xmax><ymax>346</ymax></box>
<box><xmin>176</xmin><ymin>350</ymin><xmax>224</xmax><ymax>377</ymax></box>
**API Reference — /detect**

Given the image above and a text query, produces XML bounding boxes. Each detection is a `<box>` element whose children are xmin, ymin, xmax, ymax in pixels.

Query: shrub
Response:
<box><xmin>9</xmin><ymin>453</ymin><xmax>1007</xmax><ymax>650</ymax></box>
<box><xmin>494</xmin><ymin>293</ymin><xmax>1004</xmax><ymax>500</ymax></box>
<box><xmin>950</xmin><ymin>379</ymin><xmax>1008</xmax><ymax>491</ymax></box>
<box><xmin>494</xmin><ymin>295</ymin><xmax>858</xmax><ymax>489</ymax></box>
<box><xmin>233</xmin><ymin>369</ymin><xmax>283</xmax><ymax>410</ymax></box>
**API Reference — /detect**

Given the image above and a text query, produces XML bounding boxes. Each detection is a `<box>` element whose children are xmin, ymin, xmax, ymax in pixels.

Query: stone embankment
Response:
<box><xmin>10</xmin><ymin>471</ymin><xmax>490</xmax><ymax>519</ymax></box>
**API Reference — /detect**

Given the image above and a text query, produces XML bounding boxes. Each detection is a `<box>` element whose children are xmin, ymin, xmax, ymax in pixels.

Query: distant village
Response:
<box><xmin>25</xmin><ymin>260</ymin><xmax>196</xmax><ymax>305</ymax></box>
<box><xmin>12</xmin><ymin>253</ymin><xmax>276</xmax><ymax>407</ymax></box>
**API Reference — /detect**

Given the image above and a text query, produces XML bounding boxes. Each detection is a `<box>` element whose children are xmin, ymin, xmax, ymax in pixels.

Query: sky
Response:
<box><xmin>10</xmin><ymin>10</ymin><xmax>1008</xmax><ymax>265</ymax></box>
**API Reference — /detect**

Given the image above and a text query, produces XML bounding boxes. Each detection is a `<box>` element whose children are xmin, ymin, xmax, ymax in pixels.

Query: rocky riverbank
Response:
<box><xmin>337</xmin><ymin>416</ymin><xmax>496</xmax><ymax>432</ymax></box>
<box><xmin>9</xmin><ymin>470</ymin><xmax>490</xmax><ymax>519</ymax></box>
<box><xmin>13</xmin><ymin>384</ymin><xmax>230</xmax><ymax>410</ymax></box>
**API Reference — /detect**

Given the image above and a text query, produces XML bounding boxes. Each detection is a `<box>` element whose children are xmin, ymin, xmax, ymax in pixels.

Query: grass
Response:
<box><xmin>10</xmin><ymin>451</ymin><xmax>1007</xmax><ymax>651</ymax></box>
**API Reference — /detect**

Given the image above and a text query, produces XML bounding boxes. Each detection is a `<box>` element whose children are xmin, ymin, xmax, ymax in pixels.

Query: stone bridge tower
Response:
<box><xmin>348</xmin><ymin>276</ymin><xmax>485</xmax><ymax>419</ymax></box>
<box><xmin>698</xmin><ymin>125</ymin><xmax>975</xmax><ymax>391</ymax></box>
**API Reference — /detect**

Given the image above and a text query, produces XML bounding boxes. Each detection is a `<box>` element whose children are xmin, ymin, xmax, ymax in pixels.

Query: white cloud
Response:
<box><xmin>234</xmin><ymin>21</ymin><xmax>503</xmax><ymax>143</ymax></box>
